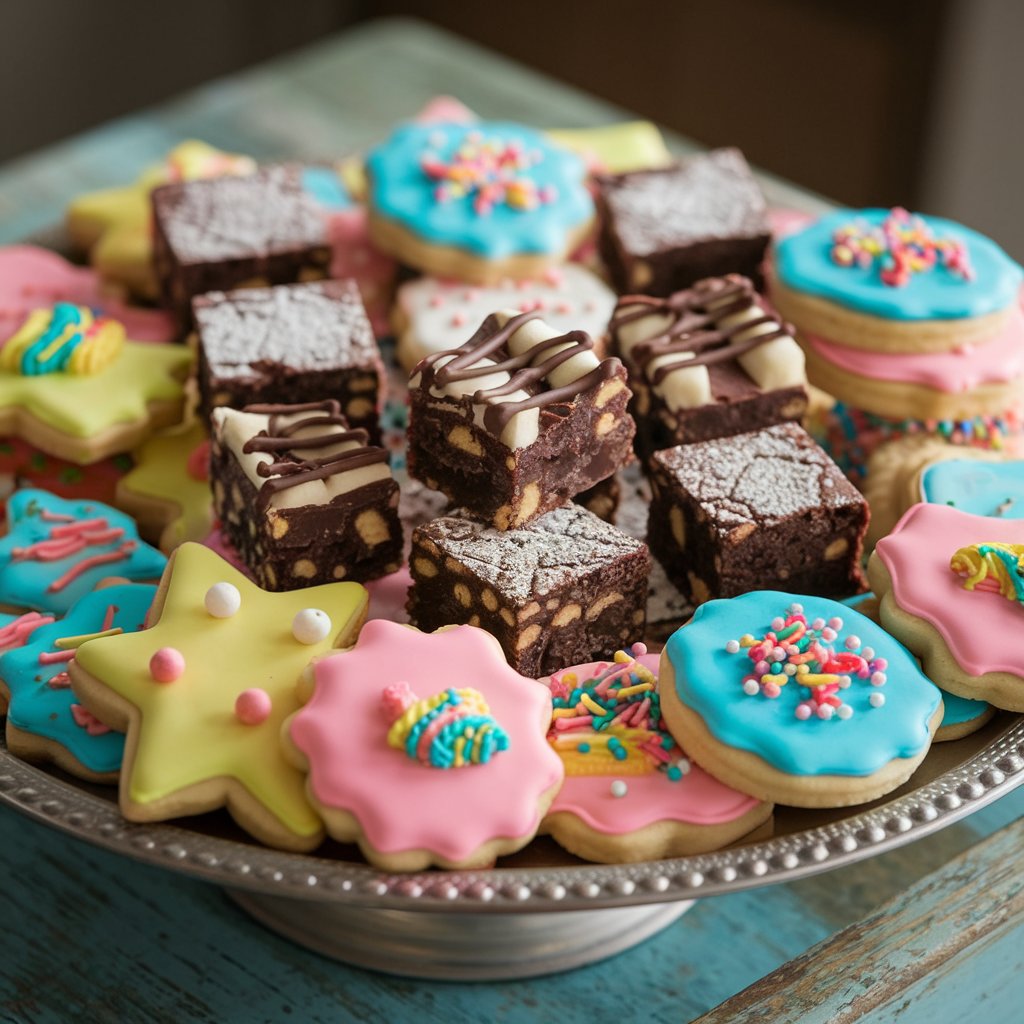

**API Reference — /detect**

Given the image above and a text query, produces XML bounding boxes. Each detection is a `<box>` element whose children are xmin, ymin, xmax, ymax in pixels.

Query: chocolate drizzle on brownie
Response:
<box><xmin>611</xmin><ymin>275</ymin><xmax>790</xmax><ymax>385</ymax></box>
<box><xmin>418</xmin><ymin>311</ymin><xmax>618</xmax><ymax>434</ymax></box>
<box><xmin>241</xmin><ymin>400</ymin><xmax>389</xmax><ymax>507</ymax></box>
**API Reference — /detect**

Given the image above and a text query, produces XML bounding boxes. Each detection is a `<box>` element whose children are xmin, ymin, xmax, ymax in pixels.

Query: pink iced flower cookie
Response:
<box><xmin>869</xmin><ymin>501</ymin><xmax>1024</xmax><ymax>711</ymax></box>
<box><xmin>539</xmin><ymin>644</ymin><xmax>772</xmax><ymax>863</ymax></box>
<box><xmin>285</xmin><ymin>619</ymin><xmax>564</xmax><ymax>871</ymax></box>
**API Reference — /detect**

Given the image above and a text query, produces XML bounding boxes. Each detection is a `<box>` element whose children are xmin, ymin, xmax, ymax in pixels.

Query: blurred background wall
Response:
<box><xmin>2</xmin><ymin>0</ymin><xmax>1022</xmax><ymax>256</ymax></box>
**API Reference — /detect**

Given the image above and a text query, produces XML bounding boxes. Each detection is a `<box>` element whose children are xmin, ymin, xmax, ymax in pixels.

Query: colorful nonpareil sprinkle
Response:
<box><xmin>726</xmin><ymin>603</ymin><xmax>889</xmax><ymax>721</ymax></box>
<box><xmin>547</xmin><ymin>644</ymin><xmax>691</xmax><ymax>781</ymax></box>
<box><xmin>830</xmin><ymin>207</ymin><xmax>974</xmax><ymax>288</ymax></box>
<box><xmin>421</xmin><ymin>132</ymin><xmax>558</xmax><ymax>215</ymax></box>
<box><xmin>1</xmin><ymin>303</ymin><xmax>125</xmax><ymax>377</ymax></box>
<box><xmin>951</xmin><ymin>542</ymin><xmax>1024</xmax><ymax>605</ymax></box>
<box><xmin>382</xmin><ymin>682</ymin><xmax>510</xmax><ymax>769</ymax></box>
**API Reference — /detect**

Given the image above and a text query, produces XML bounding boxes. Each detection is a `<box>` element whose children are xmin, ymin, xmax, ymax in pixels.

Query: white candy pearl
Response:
<box><xmin>204</xmin><ymin>582</ymin><xmax>241</xmax><ymax>618</ymax></box>
<box><xmin>837</xmin><ymin>704</ymin><xmax>853</xmax><ymax>720</ymax></box>
<box><xmin>610</xmin><ymin>780</ymin><xmax>628</xmax><ymax>798</ymax></box>
<box><xmin>742</xmin><ymin>679</ymin><xmax>761</xmax><ymax>696</ymax></box>
<box><xmin>870</xmin><ymin>692</ymin><xmax>886</xmax><ymax>708</ymax></box>
<box><xmin>292</xmin><ymin>608</ymin><xmax>332</xmax><ymax>645</ymax></box>
<box><xmin>725</xmin><ymin>639</ymin><xmax>740</xmax><ymax>654</ymax></box>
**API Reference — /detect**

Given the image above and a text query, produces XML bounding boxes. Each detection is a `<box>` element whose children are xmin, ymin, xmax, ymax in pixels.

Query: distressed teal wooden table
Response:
<box><xmin>1</xmin><ymin>18</ymin><xmax>1022</xmax><ymax>1023</ymax></box>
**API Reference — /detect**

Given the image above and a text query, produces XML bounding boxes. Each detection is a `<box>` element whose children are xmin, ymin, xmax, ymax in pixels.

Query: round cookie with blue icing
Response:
<box><xmin>366</xmin><ymin>121</ymin><xmax>594</xmax><ymax>284</ymax></box>
<box><xmin>0</xmin><ymin>582</ymin><xmax>156</xmax><ymax>781</ymax></box>
<box><xmin>770</xmin><ymin>207</ymin><xmax>1023</xmax><ymax>354</ymax></box>
<box><xmin>0</xmin><ymin>490</ymin><xmax>166</xmax><ymax>615</ymax></box>
<box><xmin>659</xmin><ymin>591</ymin><xmax>943</xmax><ymax>807</ymax></box>
<box><xmin>934</xmin><ymin>688</ymin><xmax>995</xmax><ymax>743</ymax></box>
<box><xmin>921</xmin><ymin>458</ymin><xmax>1024</xmax><ymax>519</ymax></box>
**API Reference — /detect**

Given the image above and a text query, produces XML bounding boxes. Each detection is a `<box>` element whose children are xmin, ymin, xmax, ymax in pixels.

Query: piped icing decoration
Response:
<box><xmin>0</xmin><ymin>491</ymin><xmax>166</xmax><ymax>614</ymax></box>
<box><xmin>367</xmin><ymin>121</ymin><xmax>592</xmax><ymax>258</ymax></box>
<box><xmin>412</xmin><ymin>309</ymin><xmax>621</xmax><ymax>449</ymax></box>
<box><xmin>68</xmin><ymin>543</ymin><xmax>369</xmax><ymax>849</ymax></box>
<box><xmin>725</xmin><ymin>603</ymin><xmax>889</xmax><ymax>721</ymax></box>
<box><xmin>288</xmin><ymin>620</ymin><xmax>562</xmax><ymax>865</ymax></box>
<box><xmin>774</xmin><ymin>208</ymin><xmax>1023</xmax><ymax>320</ymax></box>
<box><xmin>0</xmin><ymin>583</ymin><xmax>155</xmax><ymax>777</ymax></box>
<box><xmin>382</xmin><ymin>681</ymin><xmax>509</xmax><ymax>769</ymax></box>
<box><xmin>541</xmin><ymin>647</ymin><xmax>763</xmax><ymax>834</ymax></box>
<box><xmin>876</xmin><ymin>503</ymin><xmax>1024</xmax><ymax>677</ymax></box>
<box><xmin>831</xmin><ymin>207</ymin><xmax>973</xmax><ymax>287</ymax></box>
<box><xmin>665</xmin><ymin>590</ymin><xmax>941</xmax><ymax>777</ymax></box>
<box><xmin>610</xmin><ymin>275</ymin><xmax>805</xmax><ymax>410</ymax></box>
<box><xmin>2</xmin><ymin>304</ymin><xmax>124</xmax><ymax>377</ymax></box>
<box><xmin>921</xmin><ymin>459</ymin><xmax>1024</xmax><ymax>518</ymax></box>
<box><xmin>950</xmin><ymin>543</ymin><xmax>1024</xmax><ymax>605</ymax></box>
<box><xmin>214</xmin><ymin>400</ymin><xmax>391</xmax><ymax>512</ymax></box>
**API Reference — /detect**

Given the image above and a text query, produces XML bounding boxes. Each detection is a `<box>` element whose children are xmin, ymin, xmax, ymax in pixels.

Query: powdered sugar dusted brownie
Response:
<box><xmin>610</xmin><ymin>275</ymin><xmax>807</xmax><ymax>459</ymax></box>
<box><xmin>407</xmin><ymin>310</ymin><xmax>634</xmax><ymax>530</ymax></box>
<box><xmin>597</xmin><ymin>149</ymin><xmax>771</xmax><ymax>296</ymax></box>
<box><xmin>211</xmin><ymin>400</ymin><xmax>401</xmax><ymax>590</ymax></box>
<box><xmin>407</xmin><ymin>505</ymin><xmax>651</xmax><ymax>677</ymax></box>
<box><xmin>152</xmin><ymin>164</ymin><xmax>348</xmax><ymax>326</ymax></box>
<box><xmin>647</xmin><ymin>423</ymin><xmax>868</xmax><ymax>604</ymax></box>
<box><xmin>195</xmin><ymin>280</ymin><xmax>385</xmax><ymax>439</ymax></box>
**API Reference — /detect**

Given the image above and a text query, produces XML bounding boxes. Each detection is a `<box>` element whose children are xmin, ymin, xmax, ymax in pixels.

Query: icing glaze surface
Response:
<box><xmin>939</xmin><ymin>687</ymin><xmax>991</xmax><ymax>727</ymax></box>
<box><xmin>542</xmin><ymin>654</ymin><xmax>762</xmax><ymax>834</ymax></box>
<box><xmin>289</xmin><ymin>620</ymin><xmax>562</xmax><ymax>861</ymax></box>
<box><xmin>920</xmin><ymin>459</ymin><xmax>1024</xmax><ymax>519</ymax></box>
<box><xmin>774</xmin><ymin>209</ymin><xmax>1022</xmax><ymax>320</ymax></box>
<box><xmin>664</xmin><ymin>590</ymin><xmax>940</xmax><ymax>776</ymax></box>
<box><xmin>0</xmin><ymin>584</ymin><xmax>156</xmax><ymax>773</ymax></box>
<box><xmin>71</xmin><ymin>543</ymin><xmax>368</xmax><ymax>842</ymax></box>
<box><xmin>876</xmin><ymin>503</ymin><xmax>1024</xmax><ymax>677</ymax></box>
<box><xmin>0</xmin><ymin>490</ymin><xmax>166</xmax><ymax>614</ymax></box>
<box><xmin>367</xmin><ymin>121</ymin><xmax>593</xmax><ymax>258</ymax></box>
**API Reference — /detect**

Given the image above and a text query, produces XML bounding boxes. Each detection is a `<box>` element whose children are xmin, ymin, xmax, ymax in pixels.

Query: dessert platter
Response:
<box><xmin>1</xmin><ymin>98</ymin><xmax>1023</xmax><ymax>980</ymax></box>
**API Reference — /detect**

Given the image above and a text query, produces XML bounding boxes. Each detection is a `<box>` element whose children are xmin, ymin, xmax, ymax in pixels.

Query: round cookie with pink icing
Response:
<box><xmin>285</xmin><ymin>619</ymin><xmax>563</xmax><ymax>871</ymax></box>
<box><xmin>539</xmin><ymin>644</ymin><xmax>772</xmax><ymax>863</ymax></box>
<box><xmin>869</xmin><ymin>502</ymin><xmax>1024</xmax><ymax>711</ymax></box>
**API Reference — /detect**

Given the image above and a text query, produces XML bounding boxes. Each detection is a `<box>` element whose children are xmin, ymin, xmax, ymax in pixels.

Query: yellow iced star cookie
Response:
<box><xmin>0</xmin><ymin>305</ymin><xmax>192</xmax><ymax>464</ymax></box>
<box><xmin>546</xmin><ymin>122</ymin><xmax>672</xmax><ymax>174</ymax></box>
<box><xmin>67</xmin><ymin>141</ymin><xmax>256</xmax><ymax>299</ymax></box>
<box><xmin>68</xmin><ymin>542</ymin><xmax>369</xmax><ymax>850</ymax></box>
<box><xmin>116</xmin><ymin>419</ymin><xmax>212</xmax><ymax>553</ymax></box>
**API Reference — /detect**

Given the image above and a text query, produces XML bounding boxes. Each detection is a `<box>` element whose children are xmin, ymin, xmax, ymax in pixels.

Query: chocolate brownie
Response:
<box><xmin>152</xmin><ymin>164</ymin><xmax>350</xmax><ymax>327</ymax></box>
<box><xmin>407</xmin><ymin>310</ymin><xmax>635</xmax><ymax>530</ymax></box>
<box><xmin>575</xmin><ymin>473</ymin><xmax>620</xmax><ymax>523</ymax></box>
<box><xmin>210</xmin><ymin>400</ymin><xmax>401</xmax><ymax>590</ymax></box>
<box><xmin>647</xmin><ymin>423</ymin><xmax>868</xmax><ymax>604</ymax></box>
<box><xmin>597</xmin><ymin>149</ymin><xmax>771</xmax><ymax>296</ymax></box>
<box><xmin>610</xmin><ymin>275</ymin><xmax>807</xmax><ymax>459</ymax></box>
<box><xmin>195</xmin><ymin>280</ymin><xmax>385</xmax><ymax>439</ymax></box>
<box><xmin>407</xmin><ymin>504</ymin><xmax>651</xmax><ymax>677</ymax></box>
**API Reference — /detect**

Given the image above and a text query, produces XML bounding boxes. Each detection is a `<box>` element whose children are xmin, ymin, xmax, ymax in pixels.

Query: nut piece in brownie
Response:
<box><xmin>596</xmin><ymin>149</ymin><xmax>771</xmax><ymax>296</ymax></box>
<box><xmin>195</xmin><ymin>280</ymin><xmax>385</xmax><ymax>440</ymax></box>
<box><xmin>574</xmin><ymin>473</ymin><xmax>620</xmax><ymax>523</ymax></box>
<box><xmin>407</xmin><ymin>505</ymin><xmax>651</xmax><ymax>677</ymax></box>
<box><xmin>152</xmin><ymin>164</ymin><xmax>350</xmax><ymax>327</ymax></box>
<box><xmin>211</xmin><ymin>400</ymin><xmax>401</xmax><ymax>590</ymax></box>
<box><xmin>407</xmin><ymin>310</ymin><xmax>634</xmax><ymax>530</ymax></box>
<box><xmin>647</xmin><ymin>423</ymin><xmax>868</xmax><ymax>605</ymax></box>
<box><xmin>610</xmin><ymin>275</ymin><xmax>807</xmax><ymax>460</ymax></box>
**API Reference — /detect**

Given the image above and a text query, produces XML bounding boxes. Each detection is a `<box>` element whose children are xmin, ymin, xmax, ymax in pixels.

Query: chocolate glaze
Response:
<box><xmin>418</xmin><ymin>311</ymin><xmax>619</xmax><ymax>435</ymax></box>
<box><xmin>611</xmin><ymin>275</ymin><xmax>789</xmax><ymax>385</ymax></box>
<box><xmin>240</xmin><ymin>399</ymin><xmax>388</xmax><ymax>507</ymax></box>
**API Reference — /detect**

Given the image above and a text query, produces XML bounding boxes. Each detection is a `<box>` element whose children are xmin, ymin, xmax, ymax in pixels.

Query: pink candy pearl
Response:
<box><xmin>149</xmin><ymin>647</ymin><xmax>185</xmax><ymax>683</ymax></box>
<box><xmin>844</xmin><ymin>635</ymin><xmax>861</xmax><ymax>651</ymax></box>
<box><xmin>871</xmin><ymin>672</ymin><xmax>887</xmax><ymax>687</ymax></box>
<box><xmin>795</xmin><ymin>704</ymin><xmax>812</xmax><ymax>721</ymax></box>
<box><xmin>235</xmin><ymin>688</ymin><xmax>272</xmax><ymax>726</ymax></box>
<box><xmin>763</xmin><ymin>682</ymin><xmax>781</xmax><ymax>699</ymax></box>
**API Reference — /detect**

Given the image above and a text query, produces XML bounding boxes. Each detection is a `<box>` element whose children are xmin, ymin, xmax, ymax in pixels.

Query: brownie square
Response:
<box><xmin>574</xmin><ymin>472</ymin><xmax>620</xmax><ymax>523</ymax></box>
<box><xmin>408</xmin><ymin>505</ymin><xmax>651</xmax><ymax>677</ymax></box>
<box><xmin>596</xmin><ymin>149</ymin><xmax>771</xmax><ymax>296</ymax></box>
<box><xmin>407</xmin><ymin>310</ymin><xmax>635</xmax><ymax>530</ymax></box>
<box><xmin>152</xmin><ymin>164</ymin><xmax>348</xmax><ymax>327</ymax></box>
<box><xmin>647</xmin><ymin>423</ymin><xmax>868</xmax><ymax>604</ymax></box>
<box><xmin>195</xmin><ymin>280</ymin><xmax>385</xmax><ymax>439</ymax></box>
<box><xmin>211</xmin><ymin>400</ymin><xmax>402</xmax><ymax>590</ymax></box>
<box><xmin>610</xmin><ymin>275</ymin><xmax>808</xmax><ymax>460</ymax></box>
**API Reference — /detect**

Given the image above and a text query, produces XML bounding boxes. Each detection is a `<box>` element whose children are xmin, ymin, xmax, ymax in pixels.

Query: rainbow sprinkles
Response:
<box><xmin>951</xmin><ymin>542</ymin><xmax>1024</xmax><ymax>605</ymax></box>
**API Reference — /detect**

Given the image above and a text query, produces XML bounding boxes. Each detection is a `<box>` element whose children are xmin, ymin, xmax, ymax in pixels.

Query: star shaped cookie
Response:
<box><xmin>69</xmin><ymin>542</ymin><xmax>369</xmax><ymax>851</ymax></box>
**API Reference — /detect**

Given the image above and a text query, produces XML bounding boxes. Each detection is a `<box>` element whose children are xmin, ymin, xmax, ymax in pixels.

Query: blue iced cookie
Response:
<box><xmin>659</xmin><ymin>591</ymin><xmax>943</xmax><ymax>807</ymax></box>
<box><xmin>0</xmin><ymin>490</ymin><xmax>166</xmax><ymax>614</ymax></box>
<box><xmin>366</xmin><ymin>121</ymin><xmax>593</xmax><ymax>281</ymax></box>
<box><xmin>920</xmin><ymin>459</ymin><xmax>1024</xmax><ymax>519</ymax></box>
<box><xmin>0</xmin><ymin>582</ymin><xmax>155</xmax><ymax>780</ymax></box>
<box><xmin>934</xmin><ymin>687</ymin><xmax>995</xmax><ymax>742</ymax></box>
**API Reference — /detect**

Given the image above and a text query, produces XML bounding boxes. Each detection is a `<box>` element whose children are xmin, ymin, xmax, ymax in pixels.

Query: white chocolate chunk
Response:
<box><xmin>496</xmin><ymin>308</ymin><xmax>601</xmax><ymax>389</ymax></box>
<box><xmin>717</xmin><ymin>301</ymin><xmax>806</xmax><ymax>392</ymax></box>
<box><xmin>646</xmin><ymin>352</ymin><xmax>712</xmax><ymax>411</ymax></box>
